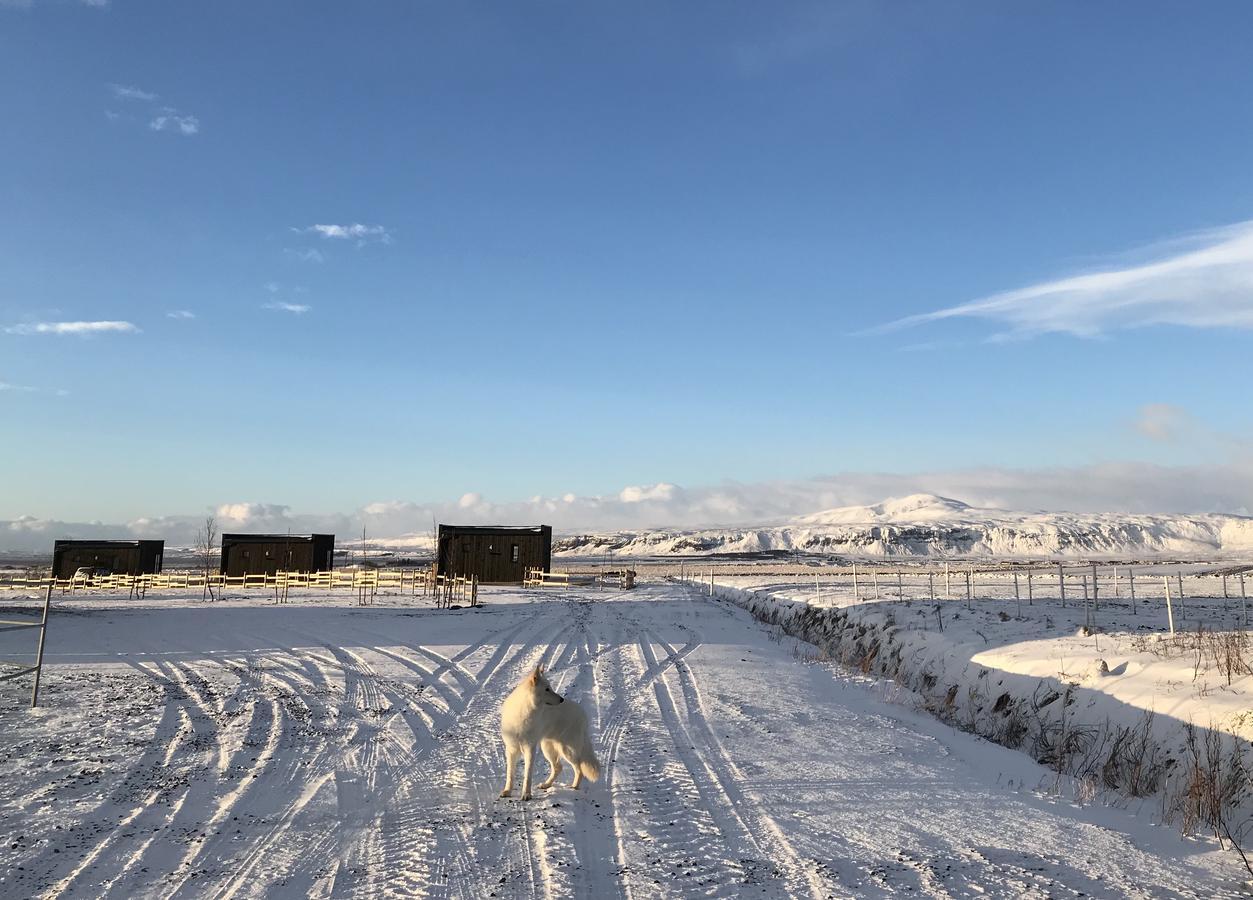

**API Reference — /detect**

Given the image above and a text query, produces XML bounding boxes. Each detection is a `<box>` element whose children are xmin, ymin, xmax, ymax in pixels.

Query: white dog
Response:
<box><xmin>499</xmin><ymin>666</ymin><xmax>600</xmax><ymax>800</ymax></box>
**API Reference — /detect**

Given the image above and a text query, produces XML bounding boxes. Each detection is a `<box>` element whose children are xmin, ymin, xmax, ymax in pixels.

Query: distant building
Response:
<box><xmin>52</xmin><ymin>540</ymin><xmax>165</xmax><ymax>578</ymax></box>
<box><xmin>220</xmin><ymin>534</ymin><xmax>335</xmax><ymax>576</ymax></box>
<box><xmin>437</xmin><ymin>525</ymin><xmax>552</xmax><ymax>584</ymax></box>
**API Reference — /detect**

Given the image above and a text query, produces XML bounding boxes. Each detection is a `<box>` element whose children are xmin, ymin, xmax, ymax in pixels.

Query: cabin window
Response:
<box><xmin>511</xmin><ymin>545</ymin><xmax>519</xmax><ymax>563</ymax></box>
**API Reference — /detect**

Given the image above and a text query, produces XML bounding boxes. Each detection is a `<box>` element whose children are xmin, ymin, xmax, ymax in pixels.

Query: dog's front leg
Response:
<box><xmin>499</xmin><ymin>742</ymin><xmax>519</xmax><ymax>798</ymax></box>
<box><xmin>520</xmin><ymin>744</ymin><xmax>536</xmax><ymax>800</ymax></box>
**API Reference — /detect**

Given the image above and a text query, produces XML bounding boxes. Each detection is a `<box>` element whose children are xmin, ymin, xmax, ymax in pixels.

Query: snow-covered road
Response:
<box><xmin>0</xmin><ymin>583</ymin><xmax>1245</xmax><ymax>898</ymax></box>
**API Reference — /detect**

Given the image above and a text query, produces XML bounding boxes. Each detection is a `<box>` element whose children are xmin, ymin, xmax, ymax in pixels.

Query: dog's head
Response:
<box><xmin>527</xmin><ymin>665</ymin><xmax>565</xmax><ymax>706</ymax></box>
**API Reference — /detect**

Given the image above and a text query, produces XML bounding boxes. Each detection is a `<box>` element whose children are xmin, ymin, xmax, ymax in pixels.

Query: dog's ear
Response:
<box><xmin>528</xmin><ymin>666</ymin><xmax>541</xmax><ymax>685</ymax></box>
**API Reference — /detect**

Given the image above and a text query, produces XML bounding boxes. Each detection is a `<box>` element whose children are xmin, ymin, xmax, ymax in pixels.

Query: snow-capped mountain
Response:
<box><xmin>552</xmin><ymin>494</ymin><xmax>1253</xmax><ymax>559</ymax></box>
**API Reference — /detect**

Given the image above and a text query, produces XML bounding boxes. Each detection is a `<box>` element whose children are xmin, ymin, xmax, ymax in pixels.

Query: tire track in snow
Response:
<box><xmin>648</xmin><ymin>629</ymin><xmax>833</xmax><ymax>900</ymax></box>
<box><xmin>45</xmin><ymin>657</ymin><xmax>259</xmax><ymax>899</ymax></box>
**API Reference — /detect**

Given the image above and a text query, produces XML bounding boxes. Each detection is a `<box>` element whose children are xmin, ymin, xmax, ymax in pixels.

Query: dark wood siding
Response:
<box><xmin>52</xmin><ymin>540</ymin><xmax>164</xmax><ymax>578</ymax></box>
<box><xmin>220</xmin><ymin>534</ymin><xmax>335</xmax><ymax>576</ymax></box>
<box><xmin>436</xmin><ymin>525</ymin><xmax>551</xmax><ymax>584</ymax></box>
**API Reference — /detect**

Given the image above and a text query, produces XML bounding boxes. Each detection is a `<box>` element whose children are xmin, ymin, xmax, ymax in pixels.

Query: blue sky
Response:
<box><xmin>3</xmin><ymin>1</ymin><xmax>1253</xmax><ymax>533</ymax></box>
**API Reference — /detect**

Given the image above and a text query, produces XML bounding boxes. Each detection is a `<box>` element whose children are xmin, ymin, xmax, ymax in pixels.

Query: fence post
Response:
<box><xmin>1091</xmin><ymin>563</ymin><xmax>1099</xmax><ymax>612</ymax></box>
<box><xmin>1164</xmin><ymin>577</ymin><xmax>1176</xmax><ymax>635</ymax></box>
<box><xmin>872</xmin><ymin>568</ymin><xmax>880</xmax><ymax>600</ymax></box>
<box><xmin>1241</xmin><ymin>573</ymin><xmax>1248</xmax><ymax>628</ymax></box>
<box><xmin>897</xmin><ymin>570</ymin><xmax>904</xmax><ymax>600</ymax></box>
<box><xmin>1082</xmin><ymin>576</ymin><xmax>1091</xmax><ymax>629</ymax></box>
<box><xmin>1058</xmin><ymin>563</ymin><xmax>1066</xmax><ymax>607</ymax></box>
<box><xmin>928</xmin><ymin>571</ymin><xmax>935</xmax><ymax>601</ymax></box>
<box><xmin>944</xmin><ymin>562</ymin><xmax>951</xmax><ymax>600</ymax></box>
<box><xmin>1130</xmin><ymin>569</ymin><xmax>1136</xmax><ymax>613</ymax></box>
<box><xmin>852</xmin><ymin>563</ymin><xmax>860</xmax><ymax>601</ymax></box>
<box><xmin>29</xmin><ymin>580</ymin><xmax>53</xmax><ymax>708</ymax></box>
<box><xmin>1113</xmin><ymin>565</ymin><xmax>1119</xmax><ymax>599</ymax></box>
<box><xmin>815</xmin><ymin>573</ymin><xmax>821</xmax><ymax>605</ymax></box>
<box><xmin>965</xmin><ymin>569</ymin><xmax>972</xmax><ymax>610</ymax></box>
<box><xmin>1027</xmin><ymin>570</ymin><xmax>1033</xmax><ymax>605</ymax></box>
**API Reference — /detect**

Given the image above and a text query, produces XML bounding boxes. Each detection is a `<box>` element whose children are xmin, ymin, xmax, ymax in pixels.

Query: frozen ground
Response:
<box><xmin>0</xmin><ymin>583</ymin><xmax>1247</xmax><ymax>899</ymax></box>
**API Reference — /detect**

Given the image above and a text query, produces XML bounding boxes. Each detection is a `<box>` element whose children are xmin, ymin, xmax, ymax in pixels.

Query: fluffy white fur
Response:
<box><xmin>498</xmin><ymin>666</ymin><xmax>601</xmax><ymax>801</ymax></box>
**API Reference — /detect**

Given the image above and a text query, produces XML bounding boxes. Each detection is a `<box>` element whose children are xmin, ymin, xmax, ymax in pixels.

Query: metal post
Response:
<box><xmin>1164</xmin><ymin>577</ymin><xmax>1176</xmax><ymax>636</ymax></box>
<box><xmin>1091</xmin><ymin>563</ymin><xmax>1099</xmax><ymax>611</ymax></box>
<box><xmin>1058</xmin><ymin>562</ymin><xmax>1066</xmax><ymax>607</ymax></box>
<box><xmin>1241</xmin><ymin>573</ymin><xmax>1248</xmax><ymax>628</ymax></box>
<box><xmin>30</xmin><ymin>581</ymin><xmax>53</xmax><ymax>709</ymax></box>
<box><xmin>872</xmin><ymin>568</ymin><xmax>880</xmax><ymax>600</ymax></box>
<box><xmin>1027</xmin><ymin>570</ymin><xmax>1033</xmax><ymax>605</ymax></box>
<box><xmin>944</xmin><ymin>562</ymin><xmax>950</xmax><ymax>600</ymax></box>
<box><xmin>852</xmin><ymin>563</ymin><xmax>860</xmax><ymax>601</ymax></box>
<box><xmin>897</xmin><ymin>570</ymin><xmax>904</xmax><ymax>600</ymax></box>
<box><xmin>965</xmin><ymin>569</ymin><xmax>972</xmax><ymax>610</ymax></box>
<box><xmin>928</xmin><ymin>571</ymin><xmax>935</xmax><ymax>601</ymax></box>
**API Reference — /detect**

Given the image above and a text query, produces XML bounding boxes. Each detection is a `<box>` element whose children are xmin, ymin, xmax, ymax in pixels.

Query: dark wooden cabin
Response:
<box><xmin>220</xmin><ymin>533</ymin><xmax>335</xmax><ymax>577</ymax></box>
<box><xmin>437</xmin><ymin>525</ymin><xmax>552</xmax><ymax>584</ymax></box>
<box><xmin>52</xmin><ymin>540</ymin><xmax>165</xmax><ymax>578</ymax></box>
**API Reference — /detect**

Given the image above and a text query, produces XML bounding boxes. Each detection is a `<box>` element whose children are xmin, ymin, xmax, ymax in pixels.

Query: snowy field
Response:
<box><xmin>0</xmin><ymin>582</ymin><xmax>1248</xmax><ymax>899</ymax></box>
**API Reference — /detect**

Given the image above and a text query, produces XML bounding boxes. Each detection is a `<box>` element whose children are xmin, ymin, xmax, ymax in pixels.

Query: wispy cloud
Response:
<box><xmin>284</xmin><ymin>247</ymin><xmax>325</xmax><ymax>264</ymax></box>
<box><xmin>166</xmin><ymin>310</ymin><xmax>196</xmax><ymax>320</ymax></box>
<box><xmin>302</xmin><ymin>223</ymin><xmax>393</xmax><ymax>246</ymax></box>
<box><xmin>872</xmin><ymin>220</ymin><xmax>1253</xmax><ymax>339</ymax></box>
<box><xmin>0</xmin><ymin>380</ymin><xmax>68</xmax><ymax>396</ymax></box>
<box><xmin>263</xmin><ymin>302</ymin><xmax>311</xmax><ymax>315</ymax></box>
<box><xmin>1134</xmin><ymin>403</ymin><xmax>1193</xmax><ymax>442</ymax></box>
<box><xmin>108</xmin><ymin>83</ymin><xmax>155</xmax><ymax>102</ymax></box>
<box><xmin>150</xmin><ymin>110</ymin><xmax>199</xmax><ymax>136</ymax></box>
<box><xmin>5</xmin><ymin>320</ymin><xmax>140</xmax><ymax>336</ymax></box>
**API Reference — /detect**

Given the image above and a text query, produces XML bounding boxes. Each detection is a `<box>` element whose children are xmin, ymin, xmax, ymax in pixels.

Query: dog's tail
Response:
<box><xmin>578</xmin><ymin>747</ymin><xmax>601</xmax><ymax>783</ymax></box>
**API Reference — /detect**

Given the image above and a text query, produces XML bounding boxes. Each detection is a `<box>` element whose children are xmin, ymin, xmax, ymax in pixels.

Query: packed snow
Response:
<box><xmin>0</xmin><ymin>582</ymin><xmax>1247</xmax><ymax>898</ymax></box>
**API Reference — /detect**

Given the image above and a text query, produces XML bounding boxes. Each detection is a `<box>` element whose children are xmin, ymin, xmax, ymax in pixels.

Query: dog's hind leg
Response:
<box><xmin>538</xmin><ymin>739</ymin><xmax>563</xmax><ymax>789</ymax></box>
<box><xmin>521</xmin><ymin>744</ymin><xmax>536</xmax><ymax>800</ymax></box>
<box><xmin>499</xmin><ymin>740</ymin><xmax>520</xmax><ymax>798</ymax></box>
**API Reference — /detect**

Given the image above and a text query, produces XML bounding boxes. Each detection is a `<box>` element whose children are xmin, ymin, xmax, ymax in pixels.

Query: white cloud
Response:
<box><xmin>5</xmin><ymin>320</ymin><xmax>139</xmax><ymax>336</ymax></box>
<box><xmin>150</xmin><ymin>111</ymin><xmax>199</xmax><ymax>136</ymax></box>
<box><xmin>166</xmin><ymin>310</ymin><xmax>196</xmax><ymax>320</ymax></box>
<box><xmin>874</xmin><ymin>220</ymin><xmax>1253</xmax><ymax>339</ymax></box>
<box><xmin>263</xmin><ymin>302</ymin><xmax>311</xmax><ymax>314</ymax></box>
<box><xmin>285</xmin><ymin>247</ymin><xmax>326</xmax><ymax>264</ymax></box>
<box><xmin>303</xmin><ymin>223</ymin><xmax>393</xmax><ymax>246</ymax></box>
<box><xmin>0</xmin><ymin>380</ymin><xmax>67</xmax><ymax>397</ymax></box>
<box><xmin>1134</xmin><ymin>403</ymin><xmax>1193</xmax><ymax>442</ymax></box>
<box><xmin>619</xmin><ymin>482</ymin><xmax>679</xmax><ymax>503</ymax></box>
<box><xmin>108</xmin><ymin>83</ymin><xmax>155</xmax><ymax>101</ymax></box>
<box><xmin>82</xmin><ymin>0</ymin><xmax>109</xmax><ymax>6</ymax></box>
<box><xmin>5</xmin><ymin>460</ymin><xmax>1253</xmax><ymax>552</ymax></box>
